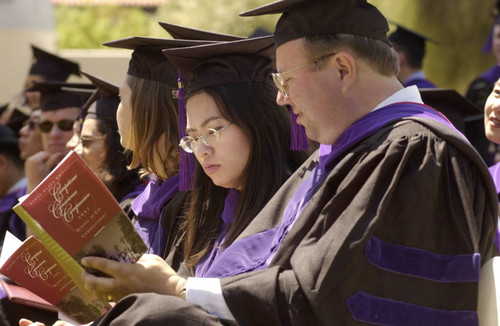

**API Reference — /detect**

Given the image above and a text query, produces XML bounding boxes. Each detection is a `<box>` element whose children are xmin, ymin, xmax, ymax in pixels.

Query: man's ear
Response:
<box><xmin>331</xmin><ymin>51</ymin><xmax>357</xmax><ymax>94</ymax></box>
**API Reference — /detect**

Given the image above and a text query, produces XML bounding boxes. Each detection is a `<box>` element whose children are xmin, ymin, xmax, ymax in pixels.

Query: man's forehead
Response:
<box><xmin>41</xmin><ymin>107</ymin><xmax>79</xmax><ymax>118</ymax></box>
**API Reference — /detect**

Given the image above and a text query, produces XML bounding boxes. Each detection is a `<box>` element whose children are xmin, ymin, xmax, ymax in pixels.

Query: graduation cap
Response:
<box><xmin>162</xmin><ymin>35</ymin><xmax>275</xmax><ymax>92</ymax></box>
<box><xmin>29</xmin><ymin>45</ymin><xmax>81</xmax><ymax>81</ymax></box>
<box><xmin>102</xmin><ymin>37</ymin><xmax>218</xmax><ymax>87</ymax></box>
<box><xmin>420</xmin><ymin>88</ymin><xmax>490</xmax><ymax>163</ymax></box>
<box><xmin>240</xmin><ymin>0</ymin><xmax>389</xmax><ymax>47</ymax></box>
<box><xmin>158</xmin><ymin>21</ymin><xmax>244</xmax><ymax>41</ymax></box>
<box><xmin>388</xmin><ymin>23</ymin><xmax>438</xmax><ymax>65</ymax></box>
<box><xmin>29</xmin><ymin>81</ymin><xmax>95</xmax><ymax>112</ymax></box>
<box><xmin>81</xmin><ymin>72</ymin><xmax>120</xmax><ymax>123</ymax></box>
<box><xmin>0</xmin><ymin>125</ymin><xmax>18</xmax><ymax>149</ymax></box>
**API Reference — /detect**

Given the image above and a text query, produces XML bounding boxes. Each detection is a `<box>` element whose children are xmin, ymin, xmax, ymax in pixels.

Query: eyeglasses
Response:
<box><xmin>38</xmin><ymin>119</ymin><xmax>75</xmax><ymax>133</ymax></box>
<box><xmin>22</xmin><ymin>119</ymin><xmax>39</xmax><ymax>130</ymax></box>
<box><xmin>179</xmin><ymin>124</ymin><xmax>232</xmax><ymax>153</ymax></box>
<box><xmin>80</xmin><ymin>135</ymin><xmax>106</xmax><ymax>148</ymax></box>
<box><xmin>272</xmin><ymin>52</ymin><xmax>338</xmax><ymax>99</ymax></box>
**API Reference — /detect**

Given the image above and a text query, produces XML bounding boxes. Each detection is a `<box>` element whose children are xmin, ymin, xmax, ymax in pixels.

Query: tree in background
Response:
<box><xmin>55</xmin><ymin>5</ymin><xmax>151</xmax><ymax>49</ymax></box>
<box><xmin>55</xmin><ymin>0</ymin><xmax>496</xmax><ymax>93</ymax></box>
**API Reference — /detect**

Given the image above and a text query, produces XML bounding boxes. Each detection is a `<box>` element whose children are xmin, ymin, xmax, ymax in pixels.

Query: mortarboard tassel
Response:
<box><xmin>178</xmin><ymin>71</ymin><xmax>196</xmax><ymax>191</ymax></box>
<box><xmin>289</xmin><ymin>106</ymin><xmax>308</xmax><ymax>151</ymax></box>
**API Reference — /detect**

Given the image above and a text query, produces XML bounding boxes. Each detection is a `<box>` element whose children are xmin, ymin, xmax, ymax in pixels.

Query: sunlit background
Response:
<box><xmin>0</xmin><ymin>0</ymin><xmax>496</xmax><ymax>103</ymax></box>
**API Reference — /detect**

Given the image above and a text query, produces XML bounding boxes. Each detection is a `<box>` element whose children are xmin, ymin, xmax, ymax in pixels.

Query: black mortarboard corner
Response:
<box><xmin>102</xmin><ymin>37</ymin><xmax>217</xmax><ymax>88</ymax></box>
<box><xmin>388</xmin><ymin>23</ymin><xmax>438</xmax><ymax>65</ymax></box>
<box><xmin>81</xmin><ymin>72</ymin><xmax>120</xmax><ymax>123</ymax></box>
<box><xmin>29</xmin><ymin>45</ymin><xmax>81</xmax><ymax>81</ymax></box>
<box><xmin>158</xmin><ymin>21</ymin><xmax>244</xmax><ymax>41</ymax></box>
<box><xmin>240</xmin><ymin>0</ymin><xmax>390</xmax><ymax>47</ymax></box>
<box><xmin>29</xmin><ymin>82</ymin><xmax>95</xmax><ymax>112</ymax></box>
<box><xmin>420</xmin><ymin>88</ymin><xmax>489</xmax><ymax>163</ymax></box>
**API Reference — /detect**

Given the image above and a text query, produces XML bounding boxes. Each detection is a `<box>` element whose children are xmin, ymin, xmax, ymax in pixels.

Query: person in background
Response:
<box><xmin>18</xmin><ymin>109</ymin><xmax>44</xmax><ymax>161</ymax></box>
<box><xmin>0</xmin><ymin>125</ymin><xmax>59</xmax><ymax>326</ymax></box>
<box><xmin>66</xmin><ymin>72</ymin><xmax>146</xmax><ymax>220</ymax></box>
<box><xmin>388</xmin><ymin>23</ymin><xmax>437</xmax><ymax>88</ymax></box>
<box><xmin>76</xmin><ymin>1</ymin><xmax>498</xmax><ymax>325</ymax></box>
<box><xmin>0</xmin><ymin>45</ymin><xmax>81</xmax><ymax>134</ymax></box>
<box><xmin>24</xmin><ymin>81</ymin><xmax>93</xmax><ymax>193</ymax></box>
<box><xmin>466</xmin><ymin>0</ymin><xmax>500</xmax><ymax>110</ymax></box>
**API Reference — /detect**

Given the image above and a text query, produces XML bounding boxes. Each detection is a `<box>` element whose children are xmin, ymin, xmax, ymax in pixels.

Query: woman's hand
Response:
<box><xmin>81</xmin><ymin>254</ymin><xmax>186</xmax><ymax>302</ymax></box>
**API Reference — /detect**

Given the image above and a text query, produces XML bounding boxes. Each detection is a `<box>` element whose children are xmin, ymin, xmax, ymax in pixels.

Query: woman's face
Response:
<box><xmin>485</xmin><ymin>80</ymin><xmax>500</xmax><ymax>144</ymax></box>
<box><xmin>74</xmin><ymin>118</ymin><xmax>107</xmax><ymax>175</ymax></box>
<box><xmin>117</xmin><ymin>78</ymin><xmax>133</xmax><ymax>149</ymax></box>
<box><xmin>185</xmin><ymin>92</ymin><xmax>251</xmax><ymax>190</ymax></box>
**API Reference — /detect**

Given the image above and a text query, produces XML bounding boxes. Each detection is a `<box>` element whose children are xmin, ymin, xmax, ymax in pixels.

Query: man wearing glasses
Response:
<box><xmin>71</xmin><ymin>1</ymin><xmax>498</xmax><ymax>325</ymax></box>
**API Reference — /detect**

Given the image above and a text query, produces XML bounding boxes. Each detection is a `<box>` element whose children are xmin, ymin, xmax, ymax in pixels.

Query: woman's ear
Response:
<box><xmin>331</xmin><ymin>51</ymin><xmax>357</xmax><ymax>94</ymax></box>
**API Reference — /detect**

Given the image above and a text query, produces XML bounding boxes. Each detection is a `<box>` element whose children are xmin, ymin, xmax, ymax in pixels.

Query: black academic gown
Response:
<box><xmin>94</xmin><ymin>117</ymin><xmax>498</xmax><ymax>326</ymax></box>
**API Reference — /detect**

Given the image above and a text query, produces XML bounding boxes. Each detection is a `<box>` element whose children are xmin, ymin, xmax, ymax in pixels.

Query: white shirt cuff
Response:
<box><xmin>186</xmin><ymin>277</ymin><xmax>235</xmax><ymax>321</ymax></box>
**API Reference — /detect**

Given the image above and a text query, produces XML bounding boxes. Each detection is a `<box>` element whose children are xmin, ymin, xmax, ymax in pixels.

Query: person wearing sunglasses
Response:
<box><xmin>18</xmin><ymin>109</ymin><xmax>44</xmax><ymax>161</ymax></box>
<box><xmin>23</xmin><ymin>82</ymin><xmax>93</xmax><ymax>194</ymax></box>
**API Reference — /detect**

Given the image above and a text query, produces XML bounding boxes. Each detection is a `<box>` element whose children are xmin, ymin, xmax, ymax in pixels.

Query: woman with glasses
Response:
<box><xmin>65</xmin><ymin>73</ymin><xmax>146</xmax><ymax>221</ymax></box>
<box><xmin>76</xmin><ymin>35</ymin><xmax>309</xmax><ymax>306</ymax></box>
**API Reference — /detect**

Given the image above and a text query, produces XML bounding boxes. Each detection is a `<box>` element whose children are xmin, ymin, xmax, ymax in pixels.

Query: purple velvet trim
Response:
<box><xmin>195</xmin><ymin>102</ymin><xmax>463</xmax><ymax>278</ymax></box>
<box><xmin>365</xmin><ymin>236</ymin><xmax>481</xmax><ymax>283</ymax></box>
<box><xmin>290</xmin><ymin>106</ymin><xmax>309</xmax><ymax>151</ymax></box>
<box><xmin>346</xmin><ymin>291</ymin><xmax>478</xmax><ymax>326</ymax></box>
<box><xmin>489</xmin><ymin>162</ymin><xmax>500</xmax><ymax>197</ymax></box>
<box><xmin>134</xmin><ymin>216</ymin><xmax>166</xmax><ymax>255</ymax></box>
<box><xmin>177</xmin><ymin>71</ymin><xmax>196</xmax><ymax>191</ymax></box>
<box><xmin>131</xmin><ymin>174</ymin><xmax>179</xmax><ymax>219</ymax></box>
<box><xmin>404</xmin><ymin>78</ymin><xmax>436</xmax><ymax>89</ymax></box>
<box><xmin>4</xmin><ymin>186</ymin><xmax>27</xmax><ymax>240</ymax></box>
<box><xmin>0</xmin><ymin>191</ymin><xmax>20</xmax><ymax>214</ymax></box>
<box><xmin>119</xmin><ymin>181</ymin><xmax>148</xmax><ymax>203</ymax></box>
<box><xmin>319</xmin><ymin>102</ymin><xmax>460</xmax><ymax>173</ymax></box>
<box><xmin>195</xmin><ymin>189</ymin><xmax>239</xmax><ymax>277</ymax></box>
<box><xmin>480</xmin><ymin>65</ymin><xmax>500</xmax><ymax>84</ymax></box>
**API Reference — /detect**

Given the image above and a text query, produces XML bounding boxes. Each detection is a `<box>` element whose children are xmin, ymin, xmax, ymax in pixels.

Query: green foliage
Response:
<box><xmin>153</xmin><ymin>0</ymin><xmax>278</xmax><ymax>38</ymax></box>
<box><xmin>55</xmin><ymin>5</ymin><xmax>151</xmax><ymax>49</ymax></box>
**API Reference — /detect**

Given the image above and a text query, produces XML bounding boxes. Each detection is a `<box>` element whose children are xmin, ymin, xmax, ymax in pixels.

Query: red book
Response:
<box><xmin>3</xmin><ymin>151</ymin><xmax>148</xmax><ymax>324</ymax></box>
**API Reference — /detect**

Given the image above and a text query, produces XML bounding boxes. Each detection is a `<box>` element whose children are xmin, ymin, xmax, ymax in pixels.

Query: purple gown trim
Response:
<box><xmin>404</xmin><ymin>78</ymin><xmax>436</xmax><ymax>89</ymax></box>
<box><xmin>346</xmin><ymin>291</ymin><xmax>478</xmax><ymax>326</ymax></box>
<box><xmin>197</xmin><ymin>102</ymin><xmax>461</xmax><ymax>279</ymax></box>
<box><xmin>480</xmin><ymin>65</ymin><xmax>500</xmax><ymax>84</ymax></box>
<box><xmin>195</xmin><ymin>189</ymin><xmax>239</xmax><ymax>277</ymax></box>
<box><xmin>365</xmin><ymin>236</ymin><xmax>481</xmax><ymax>283</ymax></box>
<box><xmin>132</xmin><ymin>174</ymin><xmax>180</xmax><ymax>255</ymax></box>
<box><xmin>487</xmin><ymin>163</ymin><xmax>500</xmax><ymax>252</ymax></box>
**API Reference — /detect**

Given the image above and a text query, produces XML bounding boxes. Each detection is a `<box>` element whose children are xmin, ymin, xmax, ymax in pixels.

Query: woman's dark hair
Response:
<box><xmin>95</xmin><ymin>117</ymin><xmax>142</xmax><ymax>201</ymax></box>
<box><xmin>182</xmin><ymin>80</ymin><xmax>309</xmax><ymax>267</ymax></box>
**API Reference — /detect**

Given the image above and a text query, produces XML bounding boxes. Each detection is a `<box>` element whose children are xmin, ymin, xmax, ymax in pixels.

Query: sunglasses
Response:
<box><xmin>38</xmin><ymin>119</ymin><xmax>75</xmax><ymax>133</ymax></box>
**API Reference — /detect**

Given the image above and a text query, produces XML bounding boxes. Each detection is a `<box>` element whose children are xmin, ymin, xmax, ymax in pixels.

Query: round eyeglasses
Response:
<box><xmin>179</xmin><ymin>124</ymin><xmax>232</xmax><ymax>153</ymax></box>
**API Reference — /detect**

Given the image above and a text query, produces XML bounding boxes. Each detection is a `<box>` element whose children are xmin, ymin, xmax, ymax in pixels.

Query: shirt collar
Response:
<box><xmin>7</xmin><ymin>178</ymin><xmax>27</xmax><ymax>195</ymax></box>
<box><xmin>373</xmin><ymin>85</ymin><xmax>423</xmax><ymax>112</ymax></box>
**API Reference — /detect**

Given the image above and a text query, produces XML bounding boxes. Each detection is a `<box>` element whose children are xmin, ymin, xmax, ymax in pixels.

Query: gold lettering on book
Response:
<box><xmin>47</xmin><ymin>175</ymin><xmax>91</xmax><ymax>223</ymax></box>
<box><xmin>21</xmin><ymin>250</ymin><xmax>55</xmax><ymax>281</ymax></box>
